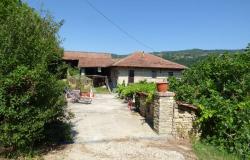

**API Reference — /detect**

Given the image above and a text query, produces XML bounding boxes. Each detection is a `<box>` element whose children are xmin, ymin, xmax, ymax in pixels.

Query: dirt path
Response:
<box><xmin>44</xmin><ymin>94</ymin><xmax>196</xmax><ymax>160</ymax></box>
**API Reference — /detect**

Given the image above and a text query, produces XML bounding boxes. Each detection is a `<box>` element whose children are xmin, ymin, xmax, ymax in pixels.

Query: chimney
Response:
<box><xmin>141</xmin><ymin>51</ymin><xmax>145</xmax><ymax>58</ymax></box>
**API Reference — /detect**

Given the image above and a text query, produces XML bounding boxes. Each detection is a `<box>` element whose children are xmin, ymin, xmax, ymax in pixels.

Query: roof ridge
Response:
<box><xmin>112</xmin><ymin>52</ymin><xmax>139</xmax><ymax>66</ymax></box>
<box><xmin>113</xmin><ymin>52</ymin><xmax>162</xmax><ymax>66</ymax></box>
<box><xmin>65</xmin><ymin>50</ymin><xmax>112</xmax><ymax>55</ymax></box>
<box><xmin>112</xmin><ymin>51</ymin><xmax>186</xmax><ymax>69</ymax></box>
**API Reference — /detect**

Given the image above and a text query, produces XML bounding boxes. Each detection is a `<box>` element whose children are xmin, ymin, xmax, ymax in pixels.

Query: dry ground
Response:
<box><xmin>43</xmin><ymin>94</ymin><xmax>196</xmax><ymax>160</ymax></box>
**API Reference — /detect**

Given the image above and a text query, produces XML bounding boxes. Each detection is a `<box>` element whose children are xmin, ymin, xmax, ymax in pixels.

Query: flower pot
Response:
<box><xmin>156</xmin><ymin>82</ymin><xmax>169</xmax><ymax>92</ymax></box>
<box><xmin>80</xmin><ymin>92</ymin><xmax>90</xmax><ymax>97</ymax></box>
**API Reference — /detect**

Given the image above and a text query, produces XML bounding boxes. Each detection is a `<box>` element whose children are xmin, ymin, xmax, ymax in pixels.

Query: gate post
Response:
<box><xmin>153</xmin><ymin>92</ymin><xmax>175</xmax><ymax>135</ymax></box>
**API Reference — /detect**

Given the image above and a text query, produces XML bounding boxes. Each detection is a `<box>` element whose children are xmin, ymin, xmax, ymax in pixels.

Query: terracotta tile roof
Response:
<box><xmin>112</xmin><ymin>52</ymin><xmax>186</xmax><ymax>69</ymax></box>
<box><xmin>63</xmin><ymin>51</ymin><xmax>111</xmax><ymax>59</ymax></box>
<box><xmin>63</xmin><ymin>51</ymin><xmax>186</xmax><ymax>69</ymax></box>
<box><xmin>78</xmin><ymin>57</ymin><xmax>114</xmax><ymax>68</ymax></box>
<box><xmin>63</xmin><ymin>51</ymin><xmax>113</xmax><ymax>67</ymax></box>
<box><xmin>112</xmin><ymin>58</ymin><xmax>122</xmax><ymax>63</ymax></box>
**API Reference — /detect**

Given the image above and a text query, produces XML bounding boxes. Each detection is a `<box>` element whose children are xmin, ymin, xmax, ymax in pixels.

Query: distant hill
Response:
<box><xmin>111</xmin><ymin>54</ymin><xmax>127</xmax><ymax>59</ymax></box>
<box><xmin>111</xmin><ymin>49</ymin><xmax>244</xmax><ymax>67</ymax></box>
<box><xmin>152</xmin><ymin>49</ymin><xmax>244</xmax><ymax>67</ymax></box>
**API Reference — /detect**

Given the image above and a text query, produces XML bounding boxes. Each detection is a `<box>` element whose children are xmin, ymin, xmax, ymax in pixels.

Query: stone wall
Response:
<box><xmin>135</xmin><ymin>93</ymin><xmax>155</xmax><ymax>126</ymax></box>
<box><xmin>136</xmin><ymin>92</ymin><xmax>197</xmax><ymax>137</ymax></box>
<box><xmin>172</xmin><ymin>102</ymin><xmax>197</xmax><ymax>138</ymax></box>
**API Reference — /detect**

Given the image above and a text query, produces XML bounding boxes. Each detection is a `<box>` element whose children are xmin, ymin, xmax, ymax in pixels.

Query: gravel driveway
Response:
<box><xmin>44</xmin><ymin>94</ymin><xmax>196</xmax><ymax>160</ymax></box>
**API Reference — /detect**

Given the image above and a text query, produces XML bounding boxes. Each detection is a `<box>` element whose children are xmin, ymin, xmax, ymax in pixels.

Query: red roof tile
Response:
<box><xmin>63</xmin><ymin>51</ymin><xmax>186</xmax><ymax>69</ymax></box>
<box><xmin>78</xmin><ymin>57</ymin><xmax>114</xmax><ymax>68</ymax></box>
<box><xmin>63</xmin><ymin>51</ymin><xmax>113</xmax><ymax>67</ymax></box>
<box><xmin>112</xmin><ymin>52</ymin><xmax>186</xmax><ymax>69</ymax></box>
<box><xmin>63</xmin><ymin>51</ymin><xmax>111</xmax><ymax>59</ymax></box>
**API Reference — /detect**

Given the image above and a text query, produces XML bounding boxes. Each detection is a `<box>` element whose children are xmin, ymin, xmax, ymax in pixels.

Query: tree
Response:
<box><xmin>169</xmin><ymin>47</ymin><xmax>250</xmax><ymax>158</ymax></box>
<box><xmin>246</xmin><ymin>43</ymin><xmax>250</xmax><ymax>52</ymax></box>
<box><xmin>0</xmin><ymin>0</ymin><xmax>70</xmax><ymax>154</ymax></box>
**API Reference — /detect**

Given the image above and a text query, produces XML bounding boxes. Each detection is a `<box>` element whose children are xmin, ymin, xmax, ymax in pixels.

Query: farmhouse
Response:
<box><xmin>63</xmin><ymin>51</ymin><xmax>186</xmax><ymax>88</ymax></box>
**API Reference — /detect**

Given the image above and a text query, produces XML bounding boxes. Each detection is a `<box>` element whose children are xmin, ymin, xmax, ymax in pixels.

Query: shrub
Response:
<box><xmin>68</xmin><ymin>65</ymin><xmax>80</xmax><ymax>76</ymax></box>
<box><xmin>116</xmin><ymin>81</ymin><xmax>156</xmax><ymax>102</ymax></box>
<box><xmin>0</xmin><ymin>0</ymin><xmax>71</xmax><ymax>155</ymax></box>
<box><xmin>169</xmin><ymin>49</ymin><xmax>250</xmax><ymax>158</ymax></box>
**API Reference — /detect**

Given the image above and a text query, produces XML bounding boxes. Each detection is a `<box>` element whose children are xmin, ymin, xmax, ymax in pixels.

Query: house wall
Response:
<box><xmin>111</xmin><ymin>67</ymin><xmax>182</xmax><ymax>86</ymax></box>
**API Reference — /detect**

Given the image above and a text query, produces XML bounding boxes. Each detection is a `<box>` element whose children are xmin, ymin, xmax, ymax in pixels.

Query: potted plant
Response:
<box><xmin>80</xmin><ymin>85</ymin><xmax>89</xmax><ymax>97</ymax></box>
<box><xmin>156</xmin><ymin>82</ymin><xmax>169</xmax><ymax>92</ymax></box>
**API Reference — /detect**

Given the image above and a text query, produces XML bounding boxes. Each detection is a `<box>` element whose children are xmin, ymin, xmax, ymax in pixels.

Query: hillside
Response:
<box><xmin>152</xmin><ymin>49</ymin><xmax>244</xmax><ymax>66</ymax></box>
<box><xmin>112</xmin><ymin>49</ymin><xmax>244</xmax><ymax>67</ymax></box>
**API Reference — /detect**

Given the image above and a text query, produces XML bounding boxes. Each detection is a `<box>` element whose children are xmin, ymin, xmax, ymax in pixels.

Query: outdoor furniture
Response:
<box><xmin>65</xmin><ymin>88</ymin><xmax>93</xmax><ymax>104</ymax></box>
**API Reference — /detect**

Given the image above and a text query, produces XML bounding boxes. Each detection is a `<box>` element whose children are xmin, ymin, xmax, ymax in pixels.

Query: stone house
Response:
<box><xmin>63</xmin><ymin>51</ymin><xmax>186</xmax><ymax>88</ymax></box>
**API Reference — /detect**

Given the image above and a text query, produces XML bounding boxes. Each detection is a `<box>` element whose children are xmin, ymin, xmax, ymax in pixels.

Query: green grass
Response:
<box><xmin>193</xmin><ymin>141</ymin><xmax>240</xmax><ymax>160</ymax></box>
<box><xmin>94</xmin><ymin>87</ymin><xmax>110</xmax><ymax>94</ymax></box>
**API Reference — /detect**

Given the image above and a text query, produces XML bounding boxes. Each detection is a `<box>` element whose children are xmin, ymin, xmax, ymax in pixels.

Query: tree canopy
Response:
<box><xmin>169</xmin><ymin>48</ymin><xmax>250</xmax><ymax>158</ymax></box>
<box><xmin>0</xmin><ymin>0</ymin><xmax>70</xmax><ymax>155</ymax></box>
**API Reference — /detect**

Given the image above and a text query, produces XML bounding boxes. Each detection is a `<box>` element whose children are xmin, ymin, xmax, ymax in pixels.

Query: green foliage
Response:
<box><xmin>169</xmin><ymin>49</ymin><xmax>250</xmax><ymax>158</ymax></box>
<box><xmin>193</xmin><ymin>141</ymin><xmax>240</xmax><ymax>160</ymax></box>
<box><xmin>153</xmin><ymin>49</ymin><xmax>244</xmax><ymax>67</ymax></box>
<box><xmin>0</xmin><ymin>0</ymin><xmax>71</xmax><ymax>155</ymax></box>
<box><xmin>245</xmin><ymin>43</ymin><xmax>250</xmax><ymax>52</ymax></box>
<box><xmin>67</xmin><ymin>65</ymin><xmax>80</xmax><ymax>76</ymax></box>
<box><xmin>117</xmin><ymin>81</ymin><xmax>156</xmax><ymax>103</ymax></box>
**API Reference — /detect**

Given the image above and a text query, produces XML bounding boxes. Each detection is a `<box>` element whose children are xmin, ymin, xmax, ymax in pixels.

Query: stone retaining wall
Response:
<box><xmin>172</xmin><ymin>102</ymin><xmax>197</xmax><ymax>138</ymax></box>
<box><xmin>136</xmin><ymin>92</ymin><xmax>197</xmax><ymax>137</ymax></box>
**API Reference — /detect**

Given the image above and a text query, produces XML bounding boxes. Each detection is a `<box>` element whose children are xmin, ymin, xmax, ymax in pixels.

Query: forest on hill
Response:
<box><xmin>153</xmin><ymin>49</ymin><xmax>244</xmax><ymax>66</ymax></box>
<box><xmin>112</xmin><ymin>49</ymin><xmax>244</xmax><ymax>67</ymax></box>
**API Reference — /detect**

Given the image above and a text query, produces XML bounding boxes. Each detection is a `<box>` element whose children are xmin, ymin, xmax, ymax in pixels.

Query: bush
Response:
<box><xmin>68</xmin><ymin>65</ymin><xmax>80</xmax><ymax>76</ymax></box>
<box><xmin>116</xmin><ymin>81</ymin><xmax>156</xmax><ymax>102</ymax></box>
<box><xmin>0</xmin><ymin>0</ymin><xmax>71</xmax><ymax>155</ymax></box>
<box><xmin>169</xmin><ymin>49</ymin><xmax>250</xmax><ymax>158</ymax></box>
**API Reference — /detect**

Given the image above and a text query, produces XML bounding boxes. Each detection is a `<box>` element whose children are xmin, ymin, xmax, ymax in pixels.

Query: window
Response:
<box><xmin>168</xmin><ymin>72</ymin><xmax>174</xmax><ymax>77</ymax></box>
<box><xmin>129</xmin><ymin>70</ymin><xmax>134</xmax><ymax>77</ymax></box>
<box><xmin>152</xmin><ymin>70</ymin><xmax>157</xmax><ymax>78</ymax></box>
<box><xmin>128</xmin><ymin>70</ymin><xmax>134</xmax><ymax>83</ymax></box>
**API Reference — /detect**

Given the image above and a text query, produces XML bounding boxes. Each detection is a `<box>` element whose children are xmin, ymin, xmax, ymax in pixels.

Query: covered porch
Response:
<box><xmin>80</xmin><ymin>67</ymin><xmax>113</xmax><ymax>89</ymax></box>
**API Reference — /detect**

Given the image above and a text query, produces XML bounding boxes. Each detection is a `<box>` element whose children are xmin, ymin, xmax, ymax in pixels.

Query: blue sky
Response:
<box><xmin>25</xmin><ymin>0</ymin><xmax>250</xmax><ymax>54</ymax></box>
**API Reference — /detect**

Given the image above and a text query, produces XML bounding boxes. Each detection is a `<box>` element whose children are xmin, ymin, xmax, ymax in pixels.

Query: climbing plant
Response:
<box><xmin>117</xmin><ymin>81</ymin><xmax>156</xmax><ymax>103</ymax></box>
